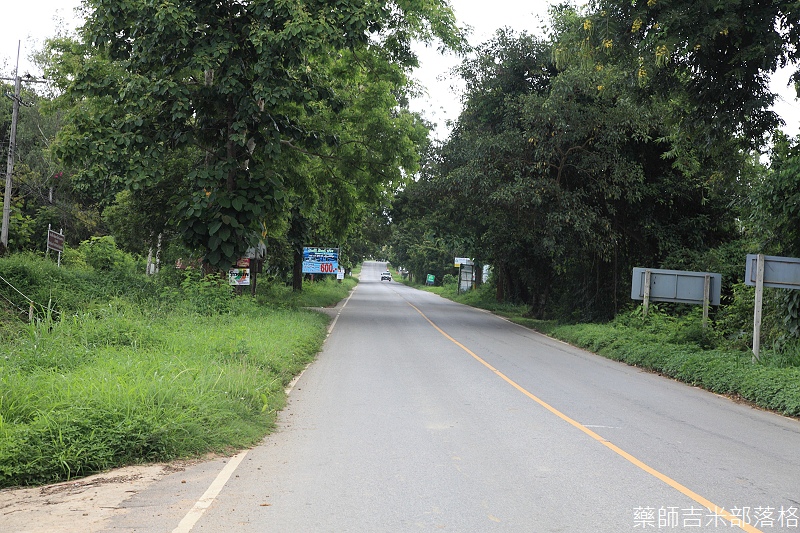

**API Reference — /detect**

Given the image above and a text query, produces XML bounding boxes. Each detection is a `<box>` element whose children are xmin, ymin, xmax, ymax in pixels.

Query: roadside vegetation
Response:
<box><xmin>5</xmin><ymin>0</ymin><xmax>800</xmax><ymax>490</ymax></box>
<box><xmin>0</xmin><ymin>248</ymin><xmax>355</xmax><ymax>488</ymax></box>
<box><xmin>383</xmin><ymin>4</ymin><xmax>800</xmax><ymax>422</ymax></box>
<box><xmin>404</xmin><ymin>275</ymin><xmax>800</xmax><ymax>418</ymax></box>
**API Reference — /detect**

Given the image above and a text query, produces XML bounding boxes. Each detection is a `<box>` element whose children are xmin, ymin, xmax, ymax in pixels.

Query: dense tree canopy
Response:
<box><xmin>589</xmin><ymin>0</ymin><xmax>800</xmax><ymax>149</ymax></box>
<box><xmin>392</xmin><ymin>6</ymin><xmax>749</xmax><ymax>320</ymax></box>
<box><xmin>6</xmin><ymin>0</ymin><xmax>800</xmax><ymax>333</ymax></box>
<box><xmin>46</xmin><ymin>0</ymin><xmax>462</xmax><ymax>269</ymax></box>
<box><xmin>0</xmin><ymin>80</ymin><xmax>101</xmax><ymax>252</ymax></box>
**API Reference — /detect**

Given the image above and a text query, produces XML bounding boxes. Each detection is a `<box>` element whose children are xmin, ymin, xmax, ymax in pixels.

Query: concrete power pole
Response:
<box><xmin>1</xmin><ymin>42</ymin><xmax>46</xmax><ymax>253</ymax></box>
<box><xmin>1</xmin><ymin>44</ymin><xmax>23</xmax><ymax>252</ymax></box>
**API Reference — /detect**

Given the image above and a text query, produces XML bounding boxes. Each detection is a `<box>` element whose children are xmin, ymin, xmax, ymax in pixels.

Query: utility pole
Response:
<box><xmin>1</xmin><ymin>42</ymin><xmax>46</xmax><ymax>253</ymax></box>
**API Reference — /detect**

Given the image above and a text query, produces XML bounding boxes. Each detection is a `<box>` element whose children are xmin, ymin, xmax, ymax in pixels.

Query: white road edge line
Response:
<box><xmin>286</xmin><ymin>284</ymin><xmax>358</xmax><ymax>394</ymax></box>
<box><xmin>171</xmin><ymin>450</ymin><xmax>248</xmax><ymax>533</ymax></box>
<box><xmin>326</xmin><ymin>283</ymin><xmax>357</xmax><ymax>335</ymax></box>
<box><xmin>172</xmin><ymin>283</ymin><xmax>359</xmax><ymax>532</ymax></box>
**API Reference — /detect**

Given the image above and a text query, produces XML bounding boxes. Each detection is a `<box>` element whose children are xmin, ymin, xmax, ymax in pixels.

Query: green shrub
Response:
<box><xmin>78</xmin><ymin>236</ymin><xmax>128</xmax><ymax>271</ymax></box>
<box><xmin>715</xmin><ymin>282</ymin><xmax>788</xmax><ymax>350</ymax></box>
<box><xmin>61</xmin><ymin>244</ymin><xmax>88</xmax><ymax>269</ymax></box>
<box><xmin>546</xmin><ymin>318</ymin><xmax>800</xmax><ymax>417</ymax></box>
<box><xmin>255</xmin><ymin>276</ymin><xmax>356</xmax><ymax>309</ymax></box>
<box><xmin>173</xmin><ymin>268</ymin><xmax>234</xmax><ymax>315</ymax></box>
<box><xmin>0</xmin><ymin>252</ymin><xmax>352</xmax><ymax>488</ymax></box>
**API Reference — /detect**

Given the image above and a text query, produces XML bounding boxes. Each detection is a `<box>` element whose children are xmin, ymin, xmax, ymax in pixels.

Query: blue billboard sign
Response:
<box><xmin>302</xmin><ymin>247</ymin><xmax>339</xmax><ymax>274</ymax></box>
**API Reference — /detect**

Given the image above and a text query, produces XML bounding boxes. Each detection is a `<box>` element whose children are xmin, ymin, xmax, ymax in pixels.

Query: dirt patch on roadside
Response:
<box><xmin>0</xmin><ymin>461</ymin><xmax>193</xmax><ymax>533</ymax></box>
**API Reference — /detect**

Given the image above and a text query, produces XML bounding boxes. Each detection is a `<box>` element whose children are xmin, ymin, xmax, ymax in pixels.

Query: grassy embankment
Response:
<box><xmin>400</xmin><ymin>273</ymin><xmax>800</xmax><ymax>418</ymax></box>
<box><xmin>0</xmin><ymin>253</ymin><xmax>355</xmax><ymax>488</ymax></box>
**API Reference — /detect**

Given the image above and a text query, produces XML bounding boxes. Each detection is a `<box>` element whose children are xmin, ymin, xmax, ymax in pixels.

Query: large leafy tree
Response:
<box><xmin>439</xmin><ymin>28</ymin><xmax>656</xmax><ymax>316</ymax></box>
<box><xmin>49</xmin><ymin>0</ymin><xmax>462</xmax><ymax>268</ymax></box>
<box><xmin>589</xmin><ymin>0</ymin><xmax>800</xmax><ymax>151</ymax></box>
<box><xmin>406</xmin><ymin>11</ymin><xmax>741</xmax><ymax>319</ymax></box>
<box><xmin>247</xmin><ymin>45</ymin><xmax>431</xmax><ymax>288</ymax></box>
<box><xmin>389</xmin><ymin>154</ymin><xmax>465</xmax><ymax>284</ymax></box>
<box><xmin>750</xmin><ymin>135</ymin><xmax>800</xmax><ymax>257</ymax></box>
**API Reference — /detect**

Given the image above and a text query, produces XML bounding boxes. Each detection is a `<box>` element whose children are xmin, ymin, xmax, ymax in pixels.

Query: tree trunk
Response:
<box><xmin>292</xmin><ymin>247</ymin><xmax>303</xmax><ymax>292</ymax></box>
<box><xmin>155</xmin><ymin>233</ymin><xmax>162</xmax><ymax>274</ymax></box>
<box><xmin>496</xmin><ymin>263</ymin><xmax>505</xmax><ymax>302</ymax></box>
<box><xmin>288</xmin><ymin>208</ymin><xmax>308</xmax><ymax>292</ymax></box>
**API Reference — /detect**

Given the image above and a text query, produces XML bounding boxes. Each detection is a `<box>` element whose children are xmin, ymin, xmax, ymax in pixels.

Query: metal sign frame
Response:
<box><xmin>631</xmin><ymin>267</ymin><xmax>721</xmax><ymax>327</ymax></box>
<box><xmin>45</xmin><ymin>224</ymin><xmax>64</xmax><ymax>267</ymax></box>
<box><xmin>458</xmin><ymin>265</ymin><xmax>474</xmax><ymax>293</ymax></box>
<box><xmin>745</xmin><ymin>254</ymin><xmax>800</xmax><ymax>290</ymax></box>
<box><xmin>746</xmin><ymin>254</ymin><xmax>800</xmax><ymax>362</ymax></box>
<box><xmin>631</xmin><ymin>268</ymin><xmax>721</xmax><ymax>306</ymax></box>
<box><xmin>46</xmin><ymin>229</ymin><xmax>64</xmax><ymax>253</ymax></box>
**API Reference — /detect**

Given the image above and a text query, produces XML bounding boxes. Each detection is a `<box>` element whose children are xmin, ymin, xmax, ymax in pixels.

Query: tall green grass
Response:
<box><xmin>257</xmin><ymin>276</ymin><xmax>356</xmax><ymax>308</ymax></box>
<box><xmin>0</xmin><ymin>299</ymin><xmax>329</xmax><ymax>487</ymax></box>
<box><xmin>0</xmin><ymin>253</ymin><xmax>355</xmax><ymax>488</ymax></box>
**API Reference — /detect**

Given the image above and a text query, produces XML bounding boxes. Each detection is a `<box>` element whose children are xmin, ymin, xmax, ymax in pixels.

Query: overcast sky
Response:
<box><xmin>2</xmin><ymin>0</ymin><xmax>797</xmax><ymax>139</ymax></box>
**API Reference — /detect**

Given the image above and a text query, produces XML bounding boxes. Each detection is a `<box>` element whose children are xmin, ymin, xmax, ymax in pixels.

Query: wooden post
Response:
<box><xmin>752</xmin><ymin>254</ymin><xmax>765</xmax><ymax>362</ymax></box>
<box><xmin>146</xmin><ymin>247</ymin><xmax>154</xmax><ymax>275</ymax></box>
<box><xmin>643</xmin><ymin>269</ymin><xmax>651</xmax><ymax>316</ymax></box>
<box><xmin>702</xmin><ymin>275</ymin><xmax>710</xmax><ymax>328</ymax></box>
<box><xmin>155</xmin><ymin>232</ymin><xmax>162</xmax><ymax>273</ymax></box>
<box><xmin>251</xmin><ymin>260</ymin><xmax>258</xmax><ymax>297</ymax></box>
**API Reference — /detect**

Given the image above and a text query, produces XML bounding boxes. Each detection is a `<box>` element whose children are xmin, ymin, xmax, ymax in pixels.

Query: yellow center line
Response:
<box><xmin>408</xmin><ymin>302</ymin><xmax>762</xmax><ymax>533</ymax></box>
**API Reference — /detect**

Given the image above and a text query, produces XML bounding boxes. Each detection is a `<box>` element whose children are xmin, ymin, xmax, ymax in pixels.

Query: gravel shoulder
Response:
<box><xmin>0</xmin><ymin>460</ymin><xmax>200</xmax><ymax>533</ymax></box>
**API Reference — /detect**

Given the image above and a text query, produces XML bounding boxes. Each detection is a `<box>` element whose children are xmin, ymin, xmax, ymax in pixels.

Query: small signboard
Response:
<box><xmin>746</xmin><ymin>254</ymin><xmax>800</xmax><ymax>361</ymax></box>
<box><xmin>336</xmin><ymin>268</ymin><xmax>345</xmax><ymax>280</ymax></box>
<box><xmin>426</xmin><ymin>274</ymin><xmax>435</xmax><ymax>285</ymax></box>
<box><xmin>745</xmin><ymin>254</ymin><xmax>800</xmax><ymax>290</ymax></box>
<box><xmin>228</xmin><ymin>268</ymin><xmax>250</xmax><ymax>286</ymax></box>
<box><xmin>302</xmin><ymin>247</ymin><xmax>339</xmax><ymax>274</ymax></box>
<box><xmin>459</xmin><ymin>265</ymin><xmax>475</xmax><ymax>293</ymax></box>
<box><xmin>631</xmin><ymin>268</ymin><xmax>721</xmax><ymax>306</ymax></box>
<box><xmin>236</xmin><ymin>257</ymin><xmax>251</xmax><ymax>268</ymax></box>
<box><xmin>47</xmin><ymin>229</ymin><xmax>64</xmax><ymax>253</ymax></box>
<box><xmin>454</xmin><ymin>257</ymin><xmax>473</xmax><ymax>267</ymax></box>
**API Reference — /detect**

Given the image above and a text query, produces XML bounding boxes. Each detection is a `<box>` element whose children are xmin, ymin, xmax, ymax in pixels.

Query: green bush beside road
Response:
<box><xmin>548</xmin><ymin>320</ymin><xmax>800</xmax><ymax>417</ymax></box>
<box><xmin>0</xmin><ymin>252</ymin><xmax>355</xmax><ymax>488</ymax></box>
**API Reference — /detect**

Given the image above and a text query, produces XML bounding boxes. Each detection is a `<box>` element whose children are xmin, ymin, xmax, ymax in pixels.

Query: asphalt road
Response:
<box><xmin>108</xmin><ymin>261</ymin><xmax>800</xmax><ymax>532</ymax></box>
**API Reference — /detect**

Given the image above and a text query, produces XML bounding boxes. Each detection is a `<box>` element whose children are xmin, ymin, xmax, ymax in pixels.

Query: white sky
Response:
<box><xmin>0</xmin><ymin>0</ymin><xmax>83</xmax><ymax>76</ymax></box>
<box><xmin>1</xmin><ymin>0</ymin><xmax>798</xmax><ymax>139</ymax></box>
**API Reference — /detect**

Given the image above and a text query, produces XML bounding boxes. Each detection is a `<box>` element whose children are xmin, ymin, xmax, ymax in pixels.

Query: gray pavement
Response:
<box><xmin>108</xmin><ymin>261</ymin><xmax>800</xmax><ymax>532</ymax></box>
